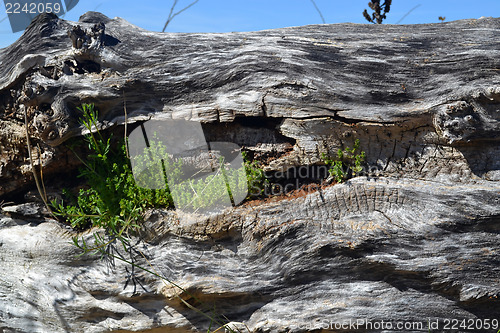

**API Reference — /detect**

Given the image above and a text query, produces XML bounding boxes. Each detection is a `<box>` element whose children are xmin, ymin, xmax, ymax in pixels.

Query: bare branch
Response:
<box><xmin>164</xmin><ymin>0</ymin><xmax>179</xmax><ymax>32</ymax></box>
<box><xmin>162</xmin><ymin>0</ymin><xmax>200</xmax><ymax>32</ymax></box>
<box><xmin>395</xmin><ymin>4</ymin><xmax>422</xmax><ymax>24</ymax></box>
<box><xmin>309</xmin><ymin>0</ymin><xmax>326</xmax><ymax>24</ymax></box>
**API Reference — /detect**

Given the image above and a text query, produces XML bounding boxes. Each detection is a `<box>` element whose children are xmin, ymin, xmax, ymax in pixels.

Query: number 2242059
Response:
<box><xmin>5</xmin><ymin>2</ymin><xmax>62</xmax><ymax>15</ymax></box>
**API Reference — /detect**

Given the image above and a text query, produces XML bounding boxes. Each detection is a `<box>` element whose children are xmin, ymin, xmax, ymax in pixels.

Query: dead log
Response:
<box><xmin>0</xmin><ymin>12</ymin><xmax>499</xmax><ymax>333</ymax></box>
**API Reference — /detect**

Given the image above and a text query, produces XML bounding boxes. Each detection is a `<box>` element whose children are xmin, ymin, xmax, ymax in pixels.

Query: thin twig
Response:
<box><xmin>37</xmin><ymin>143</ymin><xmax>56</xmax><ymax>218</ymax></box>
<box><xmin>184</xmin><ymin>167</ymin><xmax>223</xmax><ymax>213</ymax></box>
<box><xmin>309</xmin><ymin>0</ymin><xmax>326</xmax><ymax>24</ymax></box>
<box><xmin>67</xmin><ymin>145</ymin><xmax>100</xmax><ymax>178</ymax></box>
<box><xmin>395</xmin><ymin>4</ymin><xmax>421</xmax><ymax>24</ymax></box>
<box><xmin>81</xmin><ymin>238</ymin><xmax>237</xmax><ymax>332</ymax></box>
<box><xmin>162</xmin><ymin>0</ymin><xmax>200</xmax><ymax>32</ymax></box>
<box><xmin>75</xmin><ymin>212</ymin><xmax>135</xmax><ymax>253</ymax></box>
<box><xmin>23</xmin><ymin>106</ymin><xmax>55</xmax><ymax>218</ymax></box>
<box><xmin>123</xmin><ymin>91</ymin><xmax>129</xmax><ymax>159</ymax></box>
<box><xmin>134</xmin><ymin>248</ymin><xmax>240</xmax><ymax>332</ymax></box>
<box><xmin>164</xmin><ymin>0</ymin><xmax>179</xmax><ymax>31</ymax></box>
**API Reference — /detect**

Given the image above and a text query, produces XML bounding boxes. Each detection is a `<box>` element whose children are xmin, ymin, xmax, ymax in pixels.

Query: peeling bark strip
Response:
<box><xmin>0</xmin><ymin>12</ymin><xmax>500</xmax><ymax>333</ymax></box>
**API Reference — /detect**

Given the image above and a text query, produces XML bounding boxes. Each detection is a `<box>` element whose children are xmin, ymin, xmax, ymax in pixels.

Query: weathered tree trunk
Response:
<box><xmin>0</xmin><ymin>12</ymin><xmax>499</xmax><ymax>333</ymax></box>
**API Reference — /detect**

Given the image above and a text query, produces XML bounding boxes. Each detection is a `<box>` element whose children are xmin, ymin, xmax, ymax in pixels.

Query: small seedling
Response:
<box><xmin>321</xmin><ymin>139</ymin><xmax>366</xmax><ymax>183</ymax></box>
<box><xmin>241</xmin><ymin>151</ymin><xmax>269</xmax><ymax>198</ymax></box>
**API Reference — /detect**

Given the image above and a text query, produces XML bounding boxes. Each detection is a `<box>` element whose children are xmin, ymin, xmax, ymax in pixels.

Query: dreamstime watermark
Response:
<box><xmin>3</xmin><ymin>0</ymin><xmax>79</xmax><ymax>32</ymax></box>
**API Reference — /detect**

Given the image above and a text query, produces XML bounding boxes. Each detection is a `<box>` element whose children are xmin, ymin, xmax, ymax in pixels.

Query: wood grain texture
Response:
<box><xmin>0</xmin><ymin>12</ymin><xmax>499</xmax><ymax>333</ymax></box>
<box><xmin>1</xmin><ymin>12</ymin><xmax>500</xmax><ymax>195</ymax></box>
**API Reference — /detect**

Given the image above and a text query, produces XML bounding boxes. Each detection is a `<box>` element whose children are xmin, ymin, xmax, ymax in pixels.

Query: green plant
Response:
<box><xmin>53</xmin><ymin>105</ymin><xmax>268</xmax><ymax>233</ymax></box>
<box><xmin>241</xmin><ymin>151</ymin><xmax>268</xmax><ymax>198</ymax></box>
<box><xmin>51</xmin><ymin>104</ymin><xmax>247</xmax><ymax>333</ymax></box>
<box><xmin>321</xmin><ymin>139</ymin><xmax>366</xmax><ymax>183</ymax></box>
<box><xmin>52</xmin><ymin>104</ymin><xmax>173</xmax><ymax>235</ymax></box>
<box><xmin>130</xmin><ymin>137</ymin><xmax>266</xmax><ymax>211</ymax></box>
<box><xmin>132</xmin><ymin>144</ymin><xmax>267</xmax><ymax>212</ymax></box>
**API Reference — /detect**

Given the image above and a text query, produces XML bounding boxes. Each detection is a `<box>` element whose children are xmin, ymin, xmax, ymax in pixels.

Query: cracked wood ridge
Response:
<box><xmin>0</xmin><ymin>11</ymin><xmax>499</xmax><ymax>333</ymax></box>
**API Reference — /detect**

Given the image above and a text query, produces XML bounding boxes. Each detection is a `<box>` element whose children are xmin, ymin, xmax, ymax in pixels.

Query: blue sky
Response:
<box><xmin>1</xmin><ymin>0</ymin><xmax>499</xmax><ymax>48</ymax></box>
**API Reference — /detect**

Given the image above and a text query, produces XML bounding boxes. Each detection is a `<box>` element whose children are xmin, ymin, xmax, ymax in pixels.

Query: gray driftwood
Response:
<box><xmin>0</xmin><ymin>12</ymin><xmax>499</xmax><ymax>333</ymax></box>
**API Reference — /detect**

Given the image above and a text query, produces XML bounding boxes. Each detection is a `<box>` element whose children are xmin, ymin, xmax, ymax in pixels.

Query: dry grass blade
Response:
<box><xmin>23</xmin><ymin>106</ymin><xmax>56</xmax><ymax>218</ymax></box>
<box><xmin>123</xmin><ymin>91</ymin><xmax>130</xmax><ymax>159</ymax></box>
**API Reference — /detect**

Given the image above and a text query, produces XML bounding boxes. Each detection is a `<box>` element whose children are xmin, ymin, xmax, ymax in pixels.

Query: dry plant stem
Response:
<box><xmin>23</xmin><ymin>106</ymin><xmax>55</xmax><ymax>217</ymax></box>
<box><xmin>162</xmin><ymin>0</ymin><xmax>200</xmax><ymax>32</ymax></box>
<box><xmin>212</xmin><ymin>322</ymin><xmax>250</xmax><ymax>333</ymax></box>
<box><xmin>123</xmin><ymin>92</ymin><xmax>129</xmax><ymax>159</ymax></box>
<box><xmin>67</xmin><ymin>145</ymin><xmax>100</xmax><ymax>177</ymax></box>
<box><xmin>36</xmin><ymin>143</ymin><xmax>56</xmax><ymax>218</ymax></box>
<box><xmin>395</xmin><ymin>4</ymin><xmax>421</xmax><ymax>24</ymax></box>
<box><xmin>309</xmin><ymin>0</ymin><xmax>326</xmax><ymax>24</ymax></box>
<box><xmin>77</xmin><ymin>213</ymin><xmax>134</xmax><ymax>254</ymax></box>
<box><xmin>79</xmin><ymin>244</ymin><xmax>240</xmax><ymax>332</ymax></box>
<box><xmin>135</xmin><ymin>248</ymin><xmax>242</xmax><ymax>332</ymax></box>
